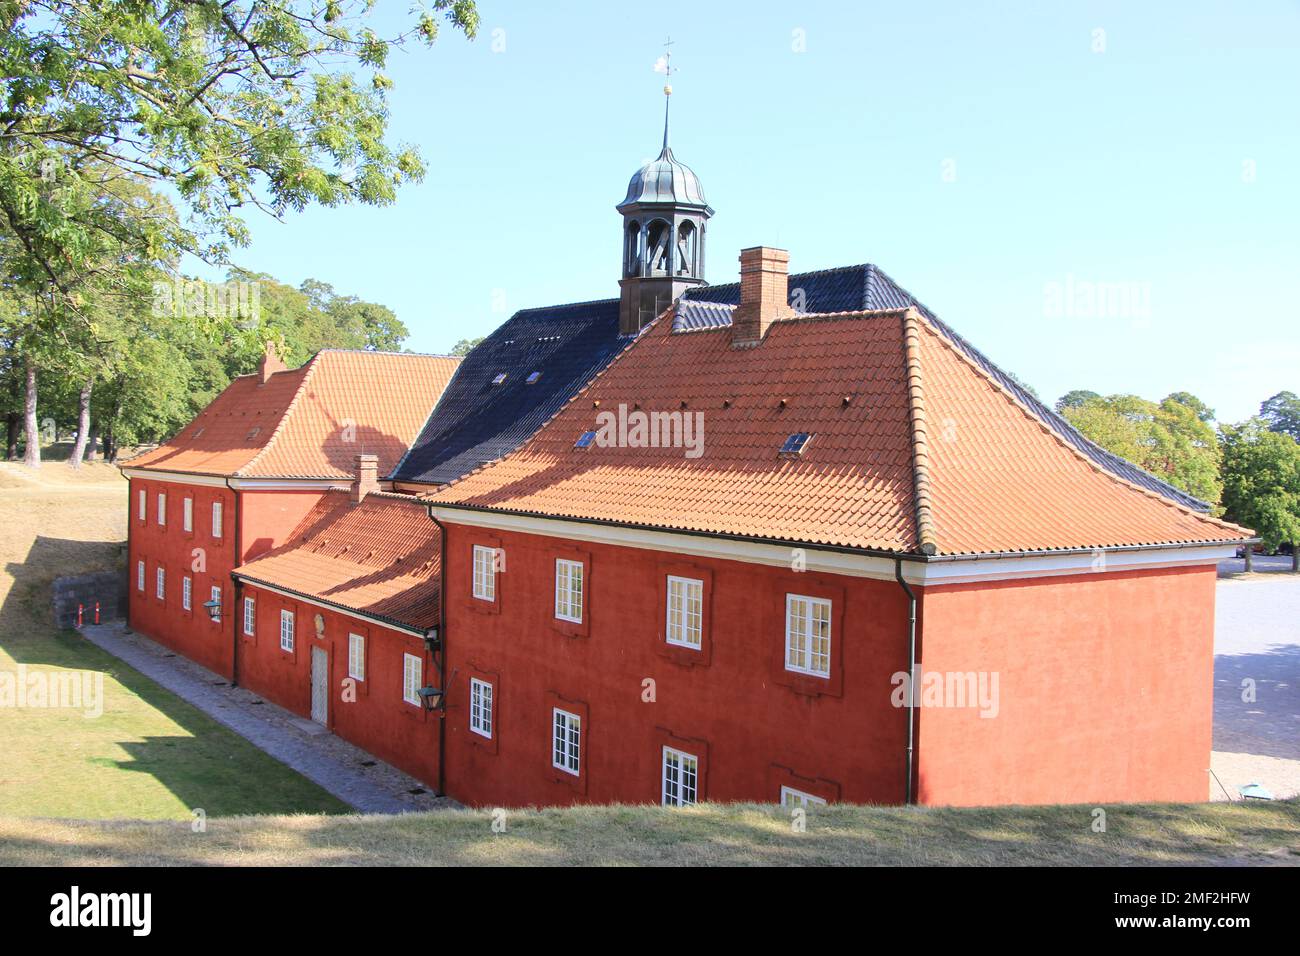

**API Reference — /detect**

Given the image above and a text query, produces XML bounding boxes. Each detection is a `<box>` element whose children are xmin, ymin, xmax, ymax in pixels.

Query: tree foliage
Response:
<box><xmin>1260</xmin><ymin>391</ymin><xmax>1300</xmax><ymax>441</ymax></box>
<box><xmin>1219</xmin><ymin>419</ymin><xmax>1300</xmax><ymax>551</ymax></box>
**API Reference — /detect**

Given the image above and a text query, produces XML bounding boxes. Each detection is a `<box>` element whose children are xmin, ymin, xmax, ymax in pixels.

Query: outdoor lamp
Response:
<box><xmin>202</xmin><ymin>598</ymin><xmax>222</xmax><ymax>621</ymax></box>
<box><xmin>417</xmin><ymin>686</ymin><xmax>445</xmax><ymax>713</ymax></box>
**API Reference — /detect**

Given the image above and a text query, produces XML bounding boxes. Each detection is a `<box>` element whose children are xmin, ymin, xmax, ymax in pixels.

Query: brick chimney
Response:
<box><xmin>257</xmin><ymin>340</ymin><xmax>287</xmax><ymax>384</ymax></box>
<box><xmin>731</xmin><ymin>247</ymin><xmax>793</xmax><ymax>348</ymax></box>
<box><xmin>351</xmin><ymin>454</ymin><xmax>379</xmax><ymax>503</ymax></box>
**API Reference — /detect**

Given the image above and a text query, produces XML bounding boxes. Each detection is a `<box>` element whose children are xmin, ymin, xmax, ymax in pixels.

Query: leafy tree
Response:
<box><xmin>1055</xmin><ymin>389</ymin><xmax>1100</xmax><ymax>413</ymax></box>
<box><xmin>1062</xmin><ymin>392</ymin><xmax>1223</xmax><ymax>504</ymax></box>
<box><xmin>1260</xmin><ymin>391</ymin><xmax>1300</xmax><ymax>441</ymax></box>
<box><xmin>1220</xmin><ymin>418</ymin><xmax>1300</xmax><ymax>568</ymax></box>
<box><xmin>451</xmin><ymin>337</ymin><xmax>483</xmax><ymax>357</ymax></box>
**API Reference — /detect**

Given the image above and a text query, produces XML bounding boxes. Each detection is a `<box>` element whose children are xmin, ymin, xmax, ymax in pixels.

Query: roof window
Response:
<box><xmin>575</xmin><ymin>431</ymin><xmax>597</xmax><ymax>449</ymax></box>
<box><xmin>526</xmin><ymin>371</ymin><xmax>542</xmax><ymax>385</ymax></box>
<box><xmin>491</xmin><ymin>373</ymin><xmax>507</xmax><ymax>386</ymax></box>
<box><xmin>779</xmin><ymin>432</ymin><xmax>812</xmax><ymax>457</ymax></box>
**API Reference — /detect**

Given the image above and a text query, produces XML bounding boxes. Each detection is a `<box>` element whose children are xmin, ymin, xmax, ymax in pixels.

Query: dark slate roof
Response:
<box><xmin>391</xmin><ymin>298</ymin><xmax>628</xmax><ymax>485</ymax></box>
<box><xmin>679</xmin><ymin>265</ymin><xmax>1211</xmax><ymax>513</ymax></box>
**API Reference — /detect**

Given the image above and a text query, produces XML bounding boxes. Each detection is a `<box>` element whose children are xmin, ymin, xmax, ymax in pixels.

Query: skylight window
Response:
<box><xmin>575</xmin><ymin>431</ymin><xmax>597</xmax><ymax>449</ymax></box>
<box><xmin>526</xmin><ymin>371</ymin><xmax>542</xmax><ymax>385</ymax></box>
<box><xmin>491</xmin><ymin>373</ymin><xmax>507</xmax><ymax>386</ymax></box>
<box><xmin>779</xmin><ymin>432</ymin><xmax>813</xmax><ymax>457</ymax></box>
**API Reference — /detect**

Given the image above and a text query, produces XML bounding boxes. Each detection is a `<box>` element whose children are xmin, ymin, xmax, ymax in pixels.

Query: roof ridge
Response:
<box><xmin>313</xmin><ymin>348</ymin><xmax>461</xmax><ymax>360</ymax></box>
<box><xmin>911</xmin><ymin>311</ymin><xmax>1251</xmax><ymax>537</ymax></box>
<box><xmin>902</xmin><ymin>308</ymin><xmax>938</xmax><ymax>555</ymax></box>
<box><xmin>235</xmin><ymin>352</ymin><xmax>324</xmax><ymax>477</ymax></box>
<box><xmin>511</xmin><ymin>295</ymin><xmax>620</xmax><ymax>316</ymax></box>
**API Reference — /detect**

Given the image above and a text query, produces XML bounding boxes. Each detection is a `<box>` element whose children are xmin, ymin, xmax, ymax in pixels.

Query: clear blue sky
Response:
<box><xmin>188</xmin><ymin>1</ymin><xmax>1300</xmax><ymax>424</ymax></box>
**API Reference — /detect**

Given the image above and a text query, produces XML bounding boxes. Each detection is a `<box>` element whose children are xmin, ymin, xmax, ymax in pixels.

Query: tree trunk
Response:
<box><xmin>69</xmin><ymin>379</ymin><xmax>92</xmax><ymax>468</ymax></box>
<box><xmin>1292</xmin><ymin>547</ymin><xmax>1298</xmax><ymax>573</ymax></box>
<box><xmin>5</xmin><ymin>411</ymin><xmax>17</xmax><ymax>460</ymax></box>
<box><xmin>1244</xmin><ymin>549</ymin><xmax>1253</xmax><ymax>573</ymax></box>
<box><xmin>22</xmin><ymin>355</ymin><xmax>39</xmax><ymax>469</ymax></box>
<box><xmin>85</xmin><ymin>421</ymin><xmax>98</xmax><ymax>461</ymax></box>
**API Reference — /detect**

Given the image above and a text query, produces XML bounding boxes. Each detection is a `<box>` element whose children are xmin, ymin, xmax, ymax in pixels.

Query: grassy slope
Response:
<box><xmin>0</xmin><ymin>799</ymin><xmax>1296</xmax><ymax>866</ymax></box>
<box><xmin>0</xmin><ymin>463</ymin><xmax>347</xmax><ymax>819</ymax></box>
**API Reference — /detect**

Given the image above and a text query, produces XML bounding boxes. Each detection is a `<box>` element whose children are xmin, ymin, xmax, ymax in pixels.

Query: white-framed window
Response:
<box><xmin>348</xmin><ymin>633</ymin><xmax>365</xmax><ymax>682</ymax></box>
<box><xmin>279</xmin><ymin>609</ymin><xmax>294</xmax><ymax>652</ymax></box>
<box><xmin>402</xmin><ymin>653</ymin><xmax>422</xmax><ymax>706</ymax></box>
<box><xmin>210</xmin><ymin>585</ymin><xmax>221</xmax><ymax>622</ymax></box>
<box><xmin>156</xmin><ymin>491</ymin><xmax>166</xmax><ymax>526</ymax></box>
<box><xmin>662</xmin><ymin>747</ymin><xmax>699</xmax><ymax>807</ymax></box>
<box><xmin>472</xmin><ymin>545</ymin><xmax>498</xmax><ymax>601</ymax></box>
<box><xmin>554</xmin><ymin>558</ymin><xmax>583</xmax><ymax>623</ymax></box>
<box><xmin>182</xmin><ymin>576</ymin><xmax>192</xmax><ymax>611</ymax></box>
<box><xmin>243</xmin><ymin>596</ymin><xmax>255</xmax><ymax>636</ymax></box>
<box><xmin>136</xmin><ymin>559</ymin><xmax>145</xmax><ymax>592</ymax></box>
<box><xmin>155</xmin><ymin>566</ymin><xmax>165</xmax><ymax>600</ymax></box>
<box><xmin>666</xmin><ymin>575</ymin><xmax>703</xmax><ymax>648</ymax></box>
<box><xmin>552</xmin><ymin>708</ymin><xmax>580</xmax><ymax>775</ymax></box>
<box><xmin>780</xmin><ymin>786</ymin><xmax>827</xmax><ymax>809</ymax></box>
<box><xmin>137</xmin><ymin>488</ymin><xmax>146</xmax><ymax>521</ymax></box>
<box><xmin>182</xmin><ymin>497</ymin><xmax>193</xmax><ymax>532</ymax></box>
<box><xmin>212</xmin><ymin>500</ymin><xmax>223</xmax><ymax>539</ymax></box>
<box><xmin>785</xmin><ymin>594</ymin><xmax>832</xmax><ymax>678</ymax></box>
<box><xmin>469</xmin><ymin>678</ymin><xmax>493</xmax><ymax>739</ymax></box>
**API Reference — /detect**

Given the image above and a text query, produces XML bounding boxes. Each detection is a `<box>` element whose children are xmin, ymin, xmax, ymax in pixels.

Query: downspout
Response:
<box><xmin>227</xmin><ymin>477</ymin><xmax>242</xmax><ymax>687</ymax></box>
<box><xmin>895</xmin><ymin>559</ymin><xmax>918</xmax><ymax>805</ymax></box>
<box><xmin>428</xmin><ymin>508</ymin><xmax>449</xmax><ymax>798</ymax></box>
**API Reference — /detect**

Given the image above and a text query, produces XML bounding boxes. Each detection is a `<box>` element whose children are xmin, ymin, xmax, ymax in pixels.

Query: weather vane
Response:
<box><xmin>658</xmin><ymin>36</ymin><xmax>676</xmax><ymax>96</ymax></box>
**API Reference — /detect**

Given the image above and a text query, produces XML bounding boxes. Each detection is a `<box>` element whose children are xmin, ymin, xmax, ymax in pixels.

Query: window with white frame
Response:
<box><xmin>279</xmin><ymin>609</ymin><xmax>294</xmax><ymax>651</ymax></box>
<box><xmin>210</xmin><ymin>585</ymin><xmax>221</xmax><ymax>622</ymax></box>
<box><xmin>402</xmin><ymin>653</ymin><xmax>422</xmax><ymax>706</ymax></box>
<box><xmin>212</xmin><ymin>500</ymin><xmax>223</xmax><ymax>539</ymax></box>
<box><xmin>155</xmin><ymin>566</ymin><xmax>165</xmax><ymax>600</ymax></box>
<box><xmin>662</xmin><ymin>747</ymin><xmax>698</xmax><ymax>807</ymax></box>
<box><xmin>182</xmin><ymin>497</ymin><xmax>193</xmax><ymax>532</ymax></box>
<box><xmin>785</xmin><ymin>594</ymin><xmax>832</xmax><ymax>677</ymax></box>
<box><xmin>780</xmin><ymin>786</ymin><xmax>827</xmax><ymax>809</ymax></box>
<box><xmin>137</xmin><ymin>488</ymin><xmax>146</xmax><ymax>521</ymax></box>
<box><xmin>136</xmin><ymin>560</ymin><xmax>145</xmax><ymax>591</ymax></box>
<box><xmin>469</xmin><ymin>678</ymin><xmax>493</xmax><ymax>739</ymax></box>
<box><xmin>182</xmin><ymin>576</ymin><xmax>192</xmax><ymax>611</ymax></box>
<box><xmin>554</xmin><ymin>559</ymin><xmax>583</xmax><ymax>623</ymax></box>
<box><xmin>156</xmin><ymin>491</ymin><xmax>166</xmax><ymax>526</ymax></box>
<box><xmin>243</xmin><ymin>597</ymin><xmax>255</xmax><ymax>636</ymax></box>
<box><xmin>552</xmin><ymin>708</ymin><xmax>580</xmax><ymax>775</ymax></box>
<box><xmin>472</xmin><ymin>545</ymin><xmax>497</xmax><ymax>601</ymax></box>
<box><xmin>666</xmin><ymin>575</ymin><xmax>703</xmax><ymax>648</ymax></box>
<box><xmin>348</xmin><ymin>633</ymin><xmax>365</xmax><ymax>681</ymax></box>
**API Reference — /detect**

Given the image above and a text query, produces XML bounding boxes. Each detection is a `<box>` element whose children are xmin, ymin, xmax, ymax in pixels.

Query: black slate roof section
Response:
<box><xmin>391</xmin><ymin>298</ymin><xmax>627</xmax><ymax>485</ymax></box>
<box><xmin>680</xmin><ymin>265</ymin><xmax>1211</xmax><ymax>513</ymax></box>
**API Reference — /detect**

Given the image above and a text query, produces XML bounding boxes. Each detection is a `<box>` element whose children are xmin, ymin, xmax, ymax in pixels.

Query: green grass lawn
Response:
<box><xmin>1</xmin><ymin>799</ymin><xmax>1296</xmax><ymax>866</ymax></box>
<box><xmin>0</xmin><ymin>469</ymin><xmax>347</xmax><ymax>819</ymax></box>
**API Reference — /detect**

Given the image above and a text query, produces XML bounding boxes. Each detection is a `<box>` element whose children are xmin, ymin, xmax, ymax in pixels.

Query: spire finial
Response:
<box><xmin>656</xmin><ymin>36</ymin><xmax>675</xmax><ymax>152</ymax></box>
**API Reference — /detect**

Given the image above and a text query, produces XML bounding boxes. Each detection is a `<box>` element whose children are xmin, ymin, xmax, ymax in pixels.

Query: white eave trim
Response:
<box><xmin>427</xmin><ymin>506</ymin><xmax>1237</xmax><ymax>585</ymax></box>
<box><xmin>119</xmin><ymin>467</ymin><xmax>228</xmax><ymax>488</ymax></box>
<box><xmin>119</xmin><ymin>467</ymin><xmax>361</xmax><ymax>492</ymax></box>
<box><xmin>232</xmin><ymin>576</ymin><xmax>431</xmax><ymax>639</ymax></box>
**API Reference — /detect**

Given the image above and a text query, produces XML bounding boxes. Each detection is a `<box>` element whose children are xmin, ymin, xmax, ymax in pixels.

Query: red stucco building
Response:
<box><xmin>425</xmin><ymin>247</ymin><xmax>1249</xmax><ymax>809</ymax></box>
<box><xmin>120</xmin><ymin>345</ymin><xmax>458</xmax><ymax>679</ymax></box>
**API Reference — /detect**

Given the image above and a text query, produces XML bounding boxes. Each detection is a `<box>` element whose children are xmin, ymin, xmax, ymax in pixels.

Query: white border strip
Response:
<box><xmin>428</xmin><ymin>506</ymin><xmax>1234</xmax><ymax>585</ymax></box>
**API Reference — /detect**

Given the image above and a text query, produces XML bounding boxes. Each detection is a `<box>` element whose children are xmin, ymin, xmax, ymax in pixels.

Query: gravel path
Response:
<box><xmin>79</xmin><ymin>622</ymin><xmax>456</xmax><ymax>815</ymax></box>
<box><xmin>1212</xmin><ymin>566</ymin><xmax>1300</xmax><ymax>801</ymax></box>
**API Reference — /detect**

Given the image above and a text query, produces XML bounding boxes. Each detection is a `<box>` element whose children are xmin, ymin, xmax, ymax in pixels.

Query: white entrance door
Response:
<box><xmin>310</xmin><ymin>647</ymin><xmax>329</xmax><ymax>725</ymax></box>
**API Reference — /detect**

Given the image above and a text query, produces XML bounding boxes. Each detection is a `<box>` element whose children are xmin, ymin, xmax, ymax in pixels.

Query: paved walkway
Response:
<box><xmin>80</xmin><ymin>622</ymin><xmax>456</xmax><ymax>815</ymax></box>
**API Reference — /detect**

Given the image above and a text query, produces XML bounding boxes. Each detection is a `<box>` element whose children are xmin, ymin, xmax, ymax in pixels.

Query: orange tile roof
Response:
<box><xmin>124</xmin><ymin>351</ymin><xmax>460</xmax><ymax>479</ymax></box>
<box><xmin>233</xmin><ymin>491</ymin><xmax>441</xmax><ymax>631</ymax></box>
<box><xmin>427</xmin><ymin>308</ymin><xmax>1250</xmax><ymax>556</ymax></box>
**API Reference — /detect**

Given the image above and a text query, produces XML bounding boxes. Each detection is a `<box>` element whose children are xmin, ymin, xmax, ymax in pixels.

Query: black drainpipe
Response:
<box><xmin>894</xmin><ymin>559</ymin><xmax>918</xmax><ymax>805</ymax></box>
<box><xmin>428</xmin><ymin>508</ymin><xmax>449</xmax><ymax>798</ymax></box>
<box><xmin>227</xmin><ymin>478</ymin><xmax>242</xmax><ymax>688</ymax></box>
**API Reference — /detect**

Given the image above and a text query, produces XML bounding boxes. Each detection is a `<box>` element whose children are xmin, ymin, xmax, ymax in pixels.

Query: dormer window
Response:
<box><xmin>779</xmin><ymin>433</ymin><xmax>812</xmax><ymax>457</ymax></box>
<box><xmin>526</xmin><ymin>371</ymin><xmax>542</xmax><ymax>385</ymax></box>
<box><xmin>246</xmin><ymin>426</ymin><xmax>261</xmax><ymax>440</ymax></box>
<box><xmin>575</xmin><ymin>431</ymin><xmax>597</xmax><ymax>449</ymax></box>
<box><xmin>491</xmin><ymin>373</ymin><xmax>507</xmax><ymax>386</ymax></box>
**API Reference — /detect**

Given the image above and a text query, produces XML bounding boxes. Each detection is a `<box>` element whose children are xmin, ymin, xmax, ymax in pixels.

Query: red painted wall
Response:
<box><xmin>439</xmin><ymin>524</ymin><xmax>912</xmax><ymax>809</ymax></box>
<box><xmin>238</xmin><ymin>489</ymin><xmax>329</xmax><ymax>563</ymax></box>
<box><xmin>127</xmin><ymin>477</ymin><xmax>238</xmax><ymax>676</ymax></box>
<box><xmin>236</xmin><ymin>584</ymin><xmax>440</xmax><ymax>786</ymax></box>
<box><xmin>915</xmin><ymin>565</ymin><xmax>1217</xmax><ymax>806</ymax></box>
